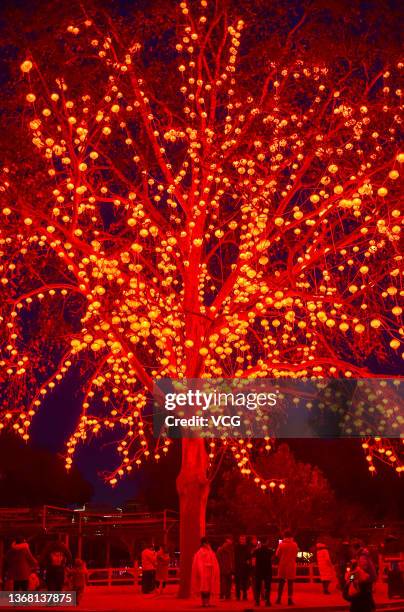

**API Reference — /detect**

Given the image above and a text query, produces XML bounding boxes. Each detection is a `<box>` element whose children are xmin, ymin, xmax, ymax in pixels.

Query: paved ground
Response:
<box><xmin>77</xmin><ymin>583</ymin><xmax>404</xmax><ymax>611</ymax></box>
<box><xmin>9</xmin><ymin>584</ymin><xmax>404</xmax><ymax>611</ymax></box>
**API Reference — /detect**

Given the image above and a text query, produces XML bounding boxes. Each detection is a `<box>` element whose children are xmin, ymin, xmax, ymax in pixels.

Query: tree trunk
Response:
<box><xmin>176</xmin><ymin>438</ymin><xmax>209</xmax><ymax>598</ymax></box>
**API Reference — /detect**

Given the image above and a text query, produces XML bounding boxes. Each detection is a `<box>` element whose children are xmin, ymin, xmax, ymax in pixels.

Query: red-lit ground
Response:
<box><xmin>11</xmin><ymin>583</ymin><xmax>403</xmax><ymax>611</ymax></box>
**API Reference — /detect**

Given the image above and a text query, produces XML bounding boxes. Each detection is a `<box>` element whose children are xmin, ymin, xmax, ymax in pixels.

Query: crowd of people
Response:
<box><xmin>191</xmin><ymin>534</ymin><xmax>379</xmax><ymax>610</ymax></box>
<box><xmin>1</xmin><ymin>533</ymin><xmax>394</xmax><ymax>611</ymax></box>
<box><xmin>2</xmin><ymin>537</ymin><xmax>88</xmax><ymax>603</ymax></box>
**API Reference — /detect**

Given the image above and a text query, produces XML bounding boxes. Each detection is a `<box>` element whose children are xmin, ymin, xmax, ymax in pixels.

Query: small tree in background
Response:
<box><xmin>211</xmin><ymin>444</ymin><xmax>336</xmax><ymax>534</ymax></box>
<box><xmin>0</xmin><ymin>433</ymin><xmax>92</xmax><ymax>506</ymax></box>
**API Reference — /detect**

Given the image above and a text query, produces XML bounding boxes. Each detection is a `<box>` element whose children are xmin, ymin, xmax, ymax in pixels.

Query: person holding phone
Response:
<box><xmin>251</xmin><ymin>537</ymin><xmax>274</xmax><ymax>607</ymax></box>
<box><xmin>343</xmin><ymin>544</ymin><xmax>376</xmax><ymax>612</ymax></box>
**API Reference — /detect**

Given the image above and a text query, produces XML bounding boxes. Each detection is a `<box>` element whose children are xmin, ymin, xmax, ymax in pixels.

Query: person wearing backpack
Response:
<box><xmin>343</xmin><ymin>544</ymin><xmax>376</xmax><ymax>612</ymax></box>
<box><xmin>41</xmin><ymin>540</ymin><xmax>72</xmax><ymax>591</ymax></box>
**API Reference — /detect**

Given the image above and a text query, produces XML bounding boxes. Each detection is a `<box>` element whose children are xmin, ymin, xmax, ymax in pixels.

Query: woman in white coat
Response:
<box><xmin>316</xmin><ymin>542</ymin><xmax>335</xmax><ymax>594</ymax></box>
<box><xmin>191</xmin><ymin>538</ymin><xmax>220</xmax><ymax>607</ymax></box>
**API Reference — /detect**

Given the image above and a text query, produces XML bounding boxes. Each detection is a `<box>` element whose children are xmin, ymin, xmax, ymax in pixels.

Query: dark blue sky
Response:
<box><xmin>28</xmin><ymin>372</ymin><xmax>140</xmax><ymax>504</ymax></box>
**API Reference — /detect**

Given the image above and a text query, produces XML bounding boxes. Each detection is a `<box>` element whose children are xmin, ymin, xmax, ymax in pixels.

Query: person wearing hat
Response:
<box><xmin>316</xmin><ymin>542</ymin><xmax>335</xmax><ymax>595</ymax></box>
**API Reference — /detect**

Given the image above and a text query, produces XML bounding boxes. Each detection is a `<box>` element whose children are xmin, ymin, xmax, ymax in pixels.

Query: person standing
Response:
<box><xmin>336</xmin><ymin>541</ymin><xmax>352</xmax><ymax>590</ymax></box>
<box><xmin>216</xmin><ymin>537</ymin><xmax>234</xmax><ymax>600</ymax></box>
<box><xmin>141</xmin><ymin>543</ymin><xmax>157</xmax><ymax>594</ymax></box>
<box><xmin>191</xmin><ymin>538</ymin><xmax>220</xmax><ymax>608</ymax></box>
<box><xmin>252</xmin><ymin>537</ymin><xmax>273</xmax><ymax>607</ymax></box>
<box><xmin>68</xmin><ymin>559</ymin><xmax>88</xmax><ymax>604</ymax></box>
<box><xmin>275</xmin><ymin>530</ymin><xmax>298</xmax><ymax>606</ymax></box>
<box><xmin>155</xmin><ymin>545</ymin><xmax>170</xmax><ymax>594</ymax></box>
<box><xmin>250</xmin><ymin>536</ymin><xmax>260</xmax><ymax>602</ymax></box>
<box><xmin>234</xmin><ymin>535</ymin><xmax>250</xmax><ymax>601</ymax></box>
<box><xmin>343</xmin><ymin>543</ymin><xmax>377</xmax><ymax>612</ymax></box>
<box><xmin>316</xmin><ymin>542</ymin><xmax>334</xmax><ymax>594</ymax></box>
<box><xmin>4</xmin><ymin>537</ymin><xmax>37</xmax><ymax>591</ymax></box>
<box><xmin>41</xmin><ymin>540</ymin><xmax>72</xmax><ymax>591</ymax></box>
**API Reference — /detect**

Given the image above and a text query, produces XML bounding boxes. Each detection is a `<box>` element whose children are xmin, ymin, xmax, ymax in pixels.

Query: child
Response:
<box><xmin>28</xmin><ymin>571</ymin><xmax>40</xmax><ymax>591</ymax></box>
<box><xmin>69</xmin><ymin>559</ymin><xmax>88</xmax><ymax>604</ymax></box>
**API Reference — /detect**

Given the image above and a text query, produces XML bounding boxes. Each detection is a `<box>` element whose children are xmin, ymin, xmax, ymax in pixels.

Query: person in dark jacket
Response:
<box><xmin>336</xmin><ymin>541</ymin><xmax>352</xmax><ymax>590</ymax></box>
<box><xmin>234</xmin><ymin>535</ymin><xmax>250</xmax><ymax>601</ymax></box>
<box><xmin>216</xmin><ymin>537</ymin><xmax>234</xmax><ymax>600</ymax></box>
<box><xmin>4</xmin><ymin>537</ymin><xmax>37</xmax><ymax>591</ymax></box>
<box><xmin>252</xmin><ymin>538</ymin><xmax>273</xmax><ymax>607</ymax></box>
<box><xmin>41</xmin><ymin>540</ymin><xmax>72</xmax><ymax>591</ymax></box>
<box><xmin>344</xmin><ymin>544</ymin><xmax>377</xmax><ymax>612</ymax></box>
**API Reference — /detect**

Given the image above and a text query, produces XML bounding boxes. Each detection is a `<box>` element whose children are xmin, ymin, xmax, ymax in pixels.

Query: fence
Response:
<box><xmin>87</xmin><ymin>566</ymin><xmax>175</xmax><ymax>587</ymax></box>
<box><xmin>87</xmin><ymin>563</ymin><xmax>324</xmax><ymax>587</ymax></box>
<box><xmin>87</xmin><ymin>555</ymin><xmax>404</xmax><ymax>587</ymax></box>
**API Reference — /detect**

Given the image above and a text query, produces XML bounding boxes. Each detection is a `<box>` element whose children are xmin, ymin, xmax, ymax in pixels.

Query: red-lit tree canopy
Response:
<box><xmin>0</xmin><ymin>0</ymin><xmax>403</xmax><ymax>595</ymax></box>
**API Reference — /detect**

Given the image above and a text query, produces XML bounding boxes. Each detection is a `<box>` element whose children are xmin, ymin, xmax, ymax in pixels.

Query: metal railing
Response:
<box><xmin>87</xmin><ymin>555</ymin><xmax>404</xmax><ymax>587</ymax></box>
<box><xmin>86</xmin><ymin>563</ymin><xmax>325</xmax><ymax>587</ymax></box>
<box><xmin>87</xmin><ymin>567</ymin><xmax>178</xmax><ymax>587</ymax></box>
<box><xmin>0</xmin><ymin>506</ymin><xmax>179</xmax><ymax>533</ymax></box>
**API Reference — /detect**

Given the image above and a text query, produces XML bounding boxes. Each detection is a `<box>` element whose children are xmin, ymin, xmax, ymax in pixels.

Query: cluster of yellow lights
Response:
<box><xmin>0</xmin><ymin>0</ymin><xmax>403</xmax><ymax>485</ymax></box>
<box><xmin>362</xmin><ymin>438</ymin><xmax>404</xmax><ymax>474</ymax></box>
<box><xmin>228</xmin><ymin>438</ymin><xmax>286</xmax><ymax>491</ymax></box>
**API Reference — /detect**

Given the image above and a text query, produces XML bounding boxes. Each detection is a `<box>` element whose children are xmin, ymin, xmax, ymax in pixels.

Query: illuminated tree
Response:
<box><xmin>0</xmin><ymin>0</ymin><xmax>403</xmax><ymax>596</ymax></box>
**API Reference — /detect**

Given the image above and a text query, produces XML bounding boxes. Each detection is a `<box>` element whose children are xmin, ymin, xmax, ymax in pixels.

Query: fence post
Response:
<box><xmin>163</xmin><ymin>510</ymin><xmax>167</xmax><ymax>547</ymax></box>
<box><xmin>105</xmin><ymin>530</ymin><xmax>111</xmax><ymax>568</ymax></box>
<box><xmin>0</xmin><ymin>538</ymin><xmax>4</xmax><ymax>589</ymax></box>
<box><xmin>77</xmin><ymin>515</ymin><xmax>83</xmax><ymax>559</ymax></box>
<box><xmin>133</xmin><ymin>561</ymin><xmax>139</xmax><ymax>590</ymax></box>
<box><xmin>42</xmin><ymin>506</ymin><xmax>47</xmax><ymax>531</ymax></box>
